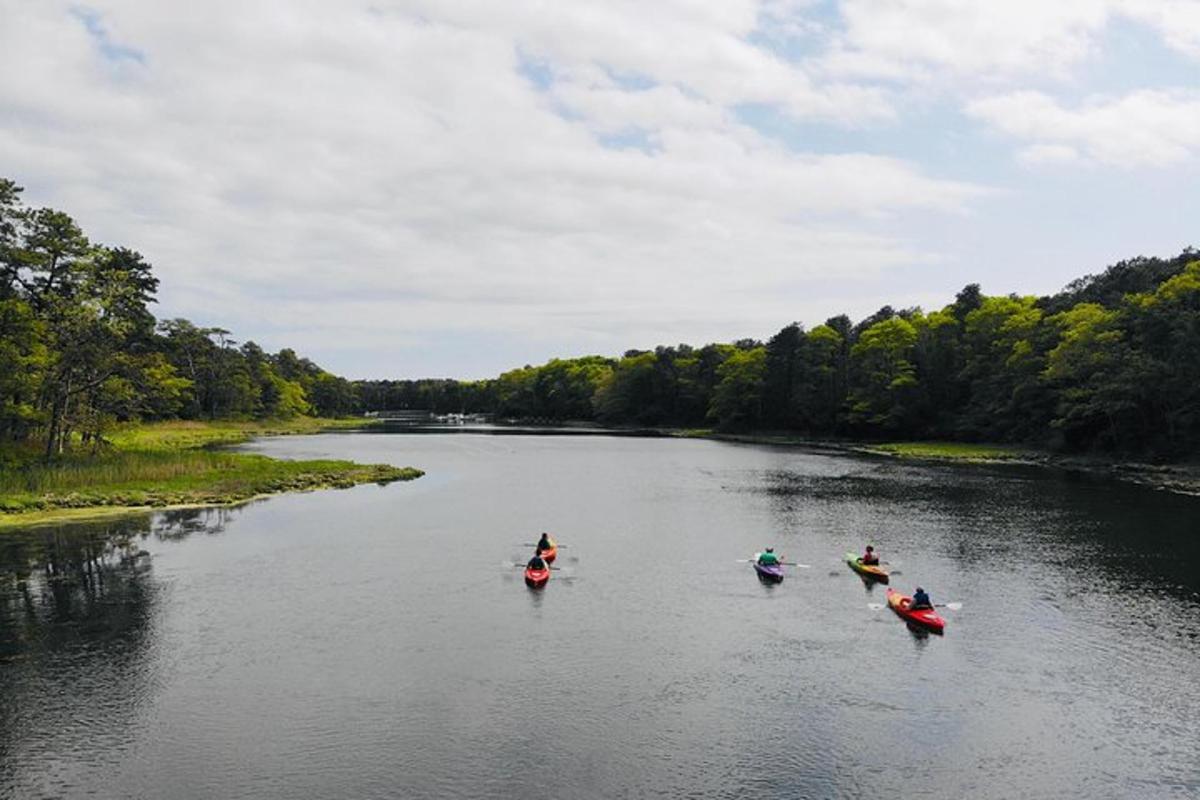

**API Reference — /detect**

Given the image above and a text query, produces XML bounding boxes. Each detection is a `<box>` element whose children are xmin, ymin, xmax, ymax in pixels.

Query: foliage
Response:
<box><xmin>0</xmin><ymin>418</ymin><xmax>414</xmax><ymax>523</ymax></box>
<box><xmin>0</xmin><ymin>178</ymin><xmax>365</xmax><ymax>462</ymax></box>
<box><xmin>3</xmin><ymin>175</ymin><xmax>1198</xmax><ymax>459</ymax></box>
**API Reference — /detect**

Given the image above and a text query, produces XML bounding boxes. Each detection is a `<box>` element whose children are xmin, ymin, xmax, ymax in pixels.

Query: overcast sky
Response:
<box><xmin>2</xmin><ymin>1</ymin><xmax>1197</xmax><ymax>379</ymax></box>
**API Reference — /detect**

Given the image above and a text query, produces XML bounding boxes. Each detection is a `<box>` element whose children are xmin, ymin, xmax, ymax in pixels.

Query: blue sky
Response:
<box><xmin>1</xmin><ymin>1</ymin><xmax>1197</xmax><ymax>378</ymax></box>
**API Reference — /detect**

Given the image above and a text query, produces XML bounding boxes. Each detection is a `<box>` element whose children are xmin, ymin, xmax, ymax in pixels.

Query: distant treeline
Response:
<box><xmin>358</xmin><ymin>249</ymin><xmax>1200</xmax><ymax>457</ymax></box>
<box><xmin>4</xmin><ymin>176</ymin><xmax>1198</xmax><ymax>458</ymax></box>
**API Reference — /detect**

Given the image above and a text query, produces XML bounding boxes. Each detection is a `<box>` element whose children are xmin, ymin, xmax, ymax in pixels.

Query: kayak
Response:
<box><xmin>752</xmin><ymin>559</ymin><xmax>785</xmax><ymax>583</ymax></box>
<box><xmin>886</xmin><ymin>588</ymin><xmax>944</xmax><ymax>634</ymax></box>
<box><xmin>845</xmin><ymin>552</ymin><xmax>889</xmax><ymax>583</ymax></box>
<box><xmin>524</xmin><ymin>563</ymin><xmax>550</xmax><ymax>589</ymax></box>
<box><xmin>539</xmin><ymin>540</ymin><xmax>558</xmax><ymax>564</ymax></box>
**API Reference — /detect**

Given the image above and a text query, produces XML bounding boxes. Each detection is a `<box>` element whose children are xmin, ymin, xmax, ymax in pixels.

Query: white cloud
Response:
<box><xmin>823</xmin><ymin>0</ymin><xmax>1113</xmax><ymax>82</ymax></box>
<box><xmin>821</xmin><ymin>0</ymin><xmax>1200</xmax><ymax>85</ymax></box>
<box><xmin>1016</xmin><ymin>143</ymin><xmax>1083</xmax><ymax>167</ymax></box>
<box><xmin>968</xmin><ymin>89</ymin><xmax>1200</xmax><ymax>167</ymax></box>
<box><xmin>1119</xmin><ymin>0</ymin><xmax>1200</xmax><ymax>59</ymax></box>
<box><xmin>0</xmin><ymin>0</ymin><xmax>987</xmax><ymax>376</ymax></box>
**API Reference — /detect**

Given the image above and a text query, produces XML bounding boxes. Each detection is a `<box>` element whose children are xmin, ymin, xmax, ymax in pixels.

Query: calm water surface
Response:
<box><xmin>2</xmin><ymin>433</ymin><xmax>1198</xmax><ymax>799</ymax></box>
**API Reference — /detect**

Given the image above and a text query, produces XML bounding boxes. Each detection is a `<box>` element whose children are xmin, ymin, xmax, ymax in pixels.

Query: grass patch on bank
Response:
<box><xmin>868</xmin><ymin>441</ymin><xmax>1028</xmax><ymax>461</ymax></box>
<box><xmin>0</xmin><ymin>418</ymin><xmax>417</xmax><ymax>527</ymax></box>
<box><xmin>106</xmin><ymin>417</ymin><xmax>375</xmax><ymax>451</ymax></box>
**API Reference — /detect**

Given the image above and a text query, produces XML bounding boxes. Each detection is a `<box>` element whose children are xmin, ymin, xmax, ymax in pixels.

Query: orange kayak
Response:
<box><xmin>524</xmin><ymin>564</ymin><xmax>550</xmax><ymax>588</ymax></box>
<box><xmin>886</xmin><ymin>588</ymin><xmax>944</xmax><ymax>634</ymax></box>
<box><xmin>538</xmin><ymin>540</ymin><xmax>558</xmax><ymax>564</ymax></box>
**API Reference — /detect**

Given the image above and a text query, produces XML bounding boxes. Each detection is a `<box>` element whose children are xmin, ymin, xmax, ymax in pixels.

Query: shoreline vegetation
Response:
<box><xmin>2</xmin><ymin>419</ymin><xmax>1196</xmax><ymax>531</ymax></box>
<box><xmin>3</xmin><ymin>178</ymin><xmax>1199</xmax><ymax>517</ymax></box>
<box><xmin>0</xmin><ymin>419</ymin><xmax>421</xmax><ymax>529</ymax></box>
<box><xmin>673</xmin><ymin>429</ymin><xmax>1200</xmax><ymax>495</ymax></box>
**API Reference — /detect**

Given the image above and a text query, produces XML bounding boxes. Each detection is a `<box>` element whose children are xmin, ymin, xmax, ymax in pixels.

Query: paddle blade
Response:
<box><xmin>867</xmin><ymin>603</ymin><xmax>885</xmax><ymax>611</ymax></box>
<box><xmin>943</xmin><ymin>602</ymin><xmax>962</xmax><ymax>611</ymax></box>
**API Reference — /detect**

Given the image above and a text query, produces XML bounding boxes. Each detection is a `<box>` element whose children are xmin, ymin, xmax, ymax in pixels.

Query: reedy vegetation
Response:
<box><xmin>2</xmin><ymin>176</ymin><xmax>1197</xmax><ymax>460</ymax></box>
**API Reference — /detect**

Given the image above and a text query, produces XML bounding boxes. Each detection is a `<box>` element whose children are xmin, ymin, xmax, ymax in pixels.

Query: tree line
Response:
<box><xmin>0</xmin><ymin>178</ymin><xmax>358</xmax><ymax>457</ymax></box>
<box><xmin>3</xmin><ymin>176</ymin><xmax>1197</xmax><ymax>458</ymax></box>
<box><xmin>360</xmin><ymin>248</ymin><xmax>1200</xmax><ymax>458</ymax></box>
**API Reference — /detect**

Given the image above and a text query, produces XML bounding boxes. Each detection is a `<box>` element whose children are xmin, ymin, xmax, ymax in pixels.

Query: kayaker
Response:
<box><xmin>860</xmin><ymin>545</ymin><xmax>879</xmax><ymax>566</ymax></box>
<box><xmin>527</xmin><ymin>554</ymin><xmax>547</xmax><ymax>570</ymax></box>
<box><xmin>535</xmin><ymin>532</ymin><xmax>551</xmax><ymax>554</ymax></box>
<box><xmin>910</xmin><ymin>586</ymin><xmax>932</xmax><ymax>610</ymax></box>
<box><xmin>757</xmin><ymin>548</ymin><xmax>780</xmax><ymax>566</ymax></box>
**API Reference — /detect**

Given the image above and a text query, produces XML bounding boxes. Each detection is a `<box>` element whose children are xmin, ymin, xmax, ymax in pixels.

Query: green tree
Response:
<box><xmin>847</xmin><ymin>315</ymin><xmax>919</xmax><ymax>433</ymax></box>
<box><xmin>707</xmin><ymin>347</ymin><xmax>766</xmax><ymax>429</ymax></box>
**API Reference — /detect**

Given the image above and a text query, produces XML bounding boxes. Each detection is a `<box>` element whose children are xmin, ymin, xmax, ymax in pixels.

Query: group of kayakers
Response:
<box><xmin>758</xmin><ymin>544</ymin><xmax>934</xmax><ymax>610</ymax></box>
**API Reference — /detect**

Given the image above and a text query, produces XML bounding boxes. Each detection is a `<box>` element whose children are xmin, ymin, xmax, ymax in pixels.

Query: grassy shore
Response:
<box><xmin>0</xmin><ymin>419</ymin><xmax>419</xmax><ymax>529</ymax></box>
<box><xmin>865</xmin><ymin>441</ymin><xmax>1029</xmax><ymax>461</ymax></box>
<box><xmin>667</xmin><ymin>429</ymin><xmax>1033</xmax><ymax>461</ymax></box>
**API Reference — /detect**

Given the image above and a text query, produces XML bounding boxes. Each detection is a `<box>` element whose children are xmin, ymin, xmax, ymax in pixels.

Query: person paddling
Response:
<box><xmin>909</xmin><ymin>586</ymin><xmax>932</xmax><ymax>610</ymax></box>
<box><xmin>859</xmin><ymin>545</ymin><xmax>879</xmax><ymax>566</ymax></box>
<box><xmin>535</xmin><ymin>532</ymin><xmax>552</xmax><ymax>554</ymax></box>
<box><xmin>527</xmin><ymin>554</ymin><xmax>547</xmax><ymax>571</ymax></box>
<box><xmin>756</xmin><ymin>547</ymin><xmax>780</xmax><ymax>566</ymax></box>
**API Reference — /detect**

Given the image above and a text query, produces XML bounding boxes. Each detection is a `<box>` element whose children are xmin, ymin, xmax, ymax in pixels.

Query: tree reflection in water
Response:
<box><xmin>0</xmin><ymin>508</ymin><xmax>237</xmax><ymax>795</ymax></box>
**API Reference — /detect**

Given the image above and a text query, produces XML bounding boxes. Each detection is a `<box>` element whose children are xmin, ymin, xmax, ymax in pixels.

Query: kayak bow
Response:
<box><xmin>886</xmin><ymin>588</ymin><xmax>945</xmax><ymax>634</ymax></box>
<box><xmin>524</xmin><ymin>564</ymin><xmax>550</xmax><ymax>589</ymax></box>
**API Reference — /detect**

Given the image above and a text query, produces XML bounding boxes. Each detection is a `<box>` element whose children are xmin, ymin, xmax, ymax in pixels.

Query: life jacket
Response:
<box><xmin>861</xmin><ymin>551</ymin><xmax>879</xmax><ymax>565</ymax></box>
<box><xmin>757</xmin><ymin>552</ymin><xmax>779</xmax><ymax>566</ymax></box>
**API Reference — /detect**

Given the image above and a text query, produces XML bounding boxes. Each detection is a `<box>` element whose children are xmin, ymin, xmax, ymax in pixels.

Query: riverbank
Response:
<box><xmin>669</xmin><ymin>429</ymin><xmax>1200</xmax><ymax>495</ymax></box>
<box><xmin>0</xmin><ymin>419</ymin><xmax>420</xmax><ymax>529</ymax></box>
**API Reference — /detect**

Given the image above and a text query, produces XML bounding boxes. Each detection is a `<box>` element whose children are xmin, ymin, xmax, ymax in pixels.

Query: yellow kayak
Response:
<box><xmin>845</xmin><ymin>552</ymin><xmax>889</xmax><ymax>583</ymax></box>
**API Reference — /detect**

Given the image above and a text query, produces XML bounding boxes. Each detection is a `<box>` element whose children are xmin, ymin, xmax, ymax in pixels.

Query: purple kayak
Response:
<box><xmin>753</xmin><ymin>561</ymin><xmax>785</xmax><ymax>583</ymax></box>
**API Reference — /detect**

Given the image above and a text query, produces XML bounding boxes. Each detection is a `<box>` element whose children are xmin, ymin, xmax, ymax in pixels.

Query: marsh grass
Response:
<box><xmin>0</xmin><ymin>418</ymin><xmax>417</xmax><ymax>522</ymax></box>
<box><xmin>869</xmin><ymin>441</ymin><xmax>1027</xmax><ymax>460</ymax></box>
<box><xmin>106</xmin><ymin>418</ymin><xmax>373</xmax><ymax>451</ymax></box>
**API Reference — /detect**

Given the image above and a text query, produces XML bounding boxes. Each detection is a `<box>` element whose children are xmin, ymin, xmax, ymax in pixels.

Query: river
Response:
<box><xmin>2</xmin><ymin>433</ymin><xmax>1198</xmax><ymax>799</ymax></box>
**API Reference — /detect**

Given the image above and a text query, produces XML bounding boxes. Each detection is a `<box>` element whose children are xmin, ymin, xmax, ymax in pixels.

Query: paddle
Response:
<box><xmin>736</xmin><ymin>558</ymin><xmax>812</xmax><ymax>568</ymax></box>
<box><xmin>521</xmin><ymin>542</ymin><xmax>567</xmax><ymax>548</ymax></box>
<box><xmin>505</xmin><ymin>560</ymin><xmax>570</xmax><ymax>573</ymax></box>
<box><xmin>868</xmin><ymin>601</ymin><xmax>961</xmax><ymax>611</ymax></box>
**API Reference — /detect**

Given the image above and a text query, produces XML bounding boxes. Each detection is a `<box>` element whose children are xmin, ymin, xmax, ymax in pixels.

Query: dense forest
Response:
<box><xmin>357</xmin><ymin>250</ymin><xmax>1200</xmax><ymax>458</ymax></box>
<box><xmin>2</xmin><ymin>177</ymin><xmax>1198</xmax><ymax>459</ymax></box>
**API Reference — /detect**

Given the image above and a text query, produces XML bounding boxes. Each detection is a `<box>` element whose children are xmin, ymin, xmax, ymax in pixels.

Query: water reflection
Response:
<box><xmin>3</xmin><ymin>436</ymin><xmax>1198</xmax><ymax>799</ymax></box>
<box><xmin>0</xmin><ymin>508</ymin><xmax>237</xmax><ymax>796</ymax></box>
<box><xmin>754</xmin><ymin>454</ymin><xmax>1200</xmax><ymax>603</ymax></box>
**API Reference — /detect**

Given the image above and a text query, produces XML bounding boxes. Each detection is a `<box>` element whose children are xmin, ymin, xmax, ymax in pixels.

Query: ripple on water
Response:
<box><xmin>2</xmin><ymin>438</ymin><xmax>1199</xmax><ymax>799</ymax></box>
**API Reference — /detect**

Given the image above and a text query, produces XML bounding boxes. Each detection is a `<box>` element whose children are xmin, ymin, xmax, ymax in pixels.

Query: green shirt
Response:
<box><xmin>757</xmin><ymin>551</ymin><xmax>779</xmax><ymax>565</ymax></box>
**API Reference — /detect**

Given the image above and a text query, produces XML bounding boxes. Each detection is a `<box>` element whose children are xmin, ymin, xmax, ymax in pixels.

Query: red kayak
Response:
<box><xmin>886</xmin><ymin>588</ymin><xmax>944</xmax><ymax>634</ymax></box>
<box><xmin>524</xmin><ymin>563</ymin><xmax>550</xmax><ymax>589</ymax></box>
<box><xmin>539</xmin><ymin>541</ymin><xmax>558</xmax><ymax>564</ymax></box>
